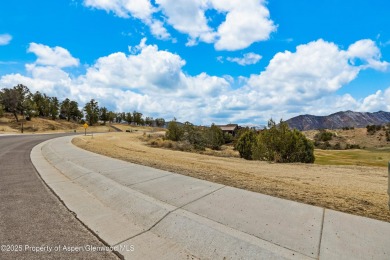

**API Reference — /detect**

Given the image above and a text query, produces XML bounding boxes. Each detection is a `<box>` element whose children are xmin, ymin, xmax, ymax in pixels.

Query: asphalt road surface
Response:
<box><xmin>0</xmin><ymin>134</ymin><xmax>119</xmax><ymax>260</ymax></box>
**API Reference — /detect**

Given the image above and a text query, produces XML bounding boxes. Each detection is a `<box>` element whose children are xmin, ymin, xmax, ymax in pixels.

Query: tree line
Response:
<box><xmin>165</xmin><ymin>119</ymin><xmax>226</xmax><ymax>150</ymax></box>
<box><xmin>165</xmin><ymin>119</ymin><xmax>315</xmax><ymax>163</ymax></box>
<box><xmin>0</xmin><ymin>84</ymin><xmax>165</xmax><ymax>127</ymax></box>
<box><xmin>366</xmin><ymin>124</ymin><xmax>390</xmax><ymax>141</ymax></box>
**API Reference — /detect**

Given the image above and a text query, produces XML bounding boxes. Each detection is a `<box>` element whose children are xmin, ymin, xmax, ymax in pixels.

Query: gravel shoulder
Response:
<box><xmin>72</xmin><ymin>132</ymin><xmax>390</xmax><ymax>222</ymax></box>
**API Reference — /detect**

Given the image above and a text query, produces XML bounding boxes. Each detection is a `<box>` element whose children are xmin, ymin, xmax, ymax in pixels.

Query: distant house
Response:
<box><xmin>216</xmin><ymin>124</ymin><xmax>239</xmax><ymax>136</ymax></box>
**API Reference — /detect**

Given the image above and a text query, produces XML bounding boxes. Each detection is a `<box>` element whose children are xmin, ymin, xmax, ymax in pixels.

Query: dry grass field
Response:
<box><xmin>0</xmin><ymin>114</ymin><xmax>112</xmax><ymax>134</ymax></box>
<box><xmin>303</xmin><ymin>127</ymin><xmax>390</xmax><ymax>148</ymax></box>
<box><xmin>1</xmin><ymin>115</ymin><xmax>388</xmax><ymax>222</ymax></box>
<box><xmin>73</xmin><ymin>131</ymin><xmax>390</xmax><ymax>223</ymax></box>
<box><xmin>315</xmin><ymin>148</ymin><xmax>390</xmax><ymax>167</ymax></box>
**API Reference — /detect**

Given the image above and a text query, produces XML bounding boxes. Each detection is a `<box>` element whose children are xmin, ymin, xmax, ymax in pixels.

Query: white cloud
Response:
<box><xmin>1</xmin><ymin>39</ymin><xmax>389</xmax><ymax>125</ymax></box>
<box><xmin>347</xmin><ymin>39</ymin><xmax>389</xmax><ymax>71</ymax></box>
<box><xmin>0</xmin><ymin>72</ymin><xmax>73</xmax><ymax>99</ymax></box>
<box><xmin>206</xmin><ymin>39</ymin><xmax>389</xmax><ymax>123</ymax></box>
<box><xmin>28</xmin><ymin>43</ymin><xmax>79</xmax><ymax>68</ymax></box>
<box><xmin>82</xmin><ymin>39</ymin><xmax>230</xmax><ymax>103</ymax></box>
<box><xmin>83</xmin><ymin>0</ymin><xmax>171</xmax><ymax>40</ymax></box>
<box><xmin>210</xmin><ymin>0</ymin><xmax>276</xmax><ymax>50</ymax></box>
<box><xmin>180</xmin><ymin>72</ymin><xmax>229</xmax><ymax>98</ymax></box>
<box><xmin>0</xmin><ymin>34</ymin><xmax>12</xmax><ymax>46</ymax></box>
<box><xmin>149</xmin><ymin>20</ymin><xmax>171</xmax><ymax>40</ymax></box>
<box><xmin>216</xmin><ymin>56</ymin><xmax>224</xmax><ymax>63</ymax></box>
<box><xmin>26</xmin><ymin>64</ymin><xmax>71</xmax><ymax>82</ymax></box>
<box><xmin>84</xmin><ymin>39</ymin><xmax>186</xmax><ymax>91</ymax></box>
<box><xmin>83</xmin><ymin>0</ymin><xmax>155</xmax><ymax>20</ymax></box>
<box><xmin>360</xmin><ymin>89</ymin><xmax>390</xmax><ymax>112</ymax></box>
<box><xmin>226</xmin><ymin>52</ymin><xmax>262</xmax><ymax>66</ymax></box>
<box><xmin>301</xmin><ymin>94</ymin><xmax>360</xmax><ymax>117</ymax></box>
<box><xmin>246</xmin><ymin>39</ymin><xmax>388</xmax><ymax>105</ymax></box>
<box><xmin>156</xmin><ymin>0</ymin><xmax>276</xmax><ymax>49</ymax></box>
<box><xmin>83</xmin><ymin>0</ymin><xmax>275</xmax><ymax>50</ymax></box>
<box><xmin>156</xmin><ymin>0</ymin><xmax>216</xmax><ymax>45</ymax></box>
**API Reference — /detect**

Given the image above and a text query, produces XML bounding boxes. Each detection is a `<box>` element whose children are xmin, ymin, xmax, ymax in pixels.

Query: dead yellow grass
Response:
<box><xmin>110</xmin><ymin>123</ymin><xmax>166</xmax><ymax>133</ymax></box>
<box><xmin>315</xmin><ymin>148</ymin><xmax>390</xmax><ymax>167</ymax></box>
<box><xmin>0</xmin><ymin>125</ymin><xmax>19</xmax><ymax>133</ymax></box>
<box><xmin>304</xmin><ymin>127</ymin><xmax>390</xmax><ymax>148</ymax></box>
<box><xmin>0</xmin><ymin>115</ymin><xmax>111</xmax><ymax>134</ymax></box>
<box><xmin>73</xmin><ymin>132</ymin><xmax>390</xmax><ymax>223</ymax></box>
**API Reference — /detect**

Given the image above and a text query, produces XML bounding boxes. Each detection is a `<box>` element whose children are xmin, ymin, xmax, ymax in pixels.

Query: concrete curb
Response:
<box><xmin>31</xmin><ymin>136</ymin><xmax>390</xmax><ymax>259</ymax></box>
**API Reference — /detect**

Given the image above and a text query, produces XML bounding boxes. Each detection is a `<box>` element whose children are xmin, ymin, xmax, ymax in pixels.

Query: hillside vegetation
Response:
<box><xmin>303</xmin><ymin>126</ymin><xmax>390</xmax><ymax>149</ymax></box>
<box><xmin>0</xmin><ymin>112</ymin><xmax>111</xmax><ymax>133</ymax></box>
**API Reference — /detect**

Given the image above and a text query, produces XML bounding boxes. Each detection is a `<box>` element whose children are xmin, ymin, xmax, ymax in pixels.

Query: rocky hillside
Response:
<box><xmin>286</xmin><ymin>111</ymin><xmax>390</xmax><ymax>131</ymax></box>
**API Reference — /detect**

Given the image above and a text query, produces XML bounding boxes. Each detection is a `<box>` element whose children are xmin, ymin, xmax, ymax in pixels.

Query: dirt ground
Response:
<box><xmin>73</xmin><ymin>131</ymin><xmax>390</xmax><ymax>223</ymax></box>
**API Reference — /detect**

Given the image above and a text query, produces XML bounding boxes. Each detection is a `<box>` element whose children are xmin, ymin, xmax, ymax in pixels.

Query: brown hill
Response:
<box><xmin>303</xmin><ymin>127</ymin><xmax>390</xmax><ymax>149</ymax></box>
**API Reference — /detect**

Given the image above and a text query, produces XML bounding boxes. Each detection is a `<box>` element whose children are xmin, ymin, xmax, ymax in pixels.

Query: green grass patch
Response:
<box><xmin>314</xmin><ymin>148</ymin><xmax>390</xmax><ymax>167</ymax></box>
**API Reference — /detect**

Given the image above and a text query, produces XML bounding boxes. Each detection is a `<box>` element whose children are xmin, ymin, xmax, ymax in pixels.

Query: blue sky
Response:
<box><xmin>0</xmin><ymin>0</ymin><xmax>389</xmax><ymax>125</ymax></box>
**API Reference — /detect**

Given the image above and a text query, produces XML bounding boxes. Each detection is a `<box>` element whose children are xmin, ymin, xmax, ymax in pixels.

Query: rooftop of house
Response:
<box><xmin>216</xmin><ymin>124</ymin><xmax>239</xmax><ymax>131</ymax></box>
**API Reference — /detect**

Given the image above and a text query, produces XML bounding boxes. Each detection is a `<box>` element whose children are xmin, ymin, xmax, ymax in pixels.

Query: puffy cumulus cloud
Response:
<box><xmin>226</xmin><ymin>52</ymin><xmax>262</xmax><ymax>66</ymax></box>
<box><xmin>360</xmin><ymin>89</ymin><xmax>390</xmax><ymax>112</ymax></box>
<box><xmin>155</xmin><ymin>0</ymin><xmax>216</xmax><ymax>45</ymax></box>
<box><xmin>211</xmin><ymin>92</ymin><xmax>365</xmax><ymax>125</ymax></box>
<box><xmin>0</xmin><ymin>72</ymin><xmax>73</xmax><ymax>99</ymax></box>
<box><xmin>246</xmin><ymin>39</ymin><xmax>388</xmax><ymax>106</ymax></box>
<box><xmin>300</xmin><ymin>94</ymin><xmax>360</xmax><ymax>116</ymax></box>
<box><xmin>149</xmin><ymin>20</ymin><xmax>171</xmax><ymax>40</ymax></box>
<box><xmin>210</xmin><ymin>0</ymin><xmax>276</xmax><ymax>50</ymax></box>
<box><xmin>179</xmin><ymin>72</ymin><xmax>230</xmax><ymax>98</ymax></box>
<box><xmin>156</xmin><ymin>0</ymin><xmax>276</xmax><ymax>49</ymax></box>
<box><xmin>347</xmin><ymin>39</ymin><xmax>389</xmax><ymax>71</ymax></box>
<box><xmin>290</xmin><ymin>91</ymin><xmax>390</xmax><ymax>120</ymax></box>
<box><xmin>1</xmin><ymin>39</ymin><xmax>389</xmax><ymax>125</ymax></box>
<box><xmin>0</xmin><ymin>34</ymin><xmax>12</xmax><ymax>46</ymax></box>
<box><xmin>83</xmin><ymin>38</ymin><xmax>230</xmax><ymax>98</ymax></box>
<box><xmin>25</xmin><ymin>64</ymin><xmax>72</xmax><ymax>83</ymax></box>
<box><xmin>83</xmin><ymin>0</ymin><xmax>275</xmax><ymax>50</ymax></box>
<box><xmin>28</xmin><ymin>43</ymin><xmax>80</xmax><ymax>68</ymax></box>
<box><xmin>83</xmin><ymin>39</ymin><xmax>186</xmax><ymax>91</ymax></box>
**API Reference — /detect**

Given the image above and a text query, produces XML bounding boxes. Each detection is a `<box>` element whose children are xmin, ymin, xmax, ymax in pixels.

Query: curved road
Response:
<box><xmin>0</xmin><ymin>134</ymin><xmax>119</xmax><ymax>260</ymax></box>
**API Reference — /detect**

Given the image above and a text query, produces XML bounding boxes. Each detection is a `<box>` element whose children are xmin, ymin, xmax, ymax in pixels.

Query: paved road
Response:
<box><xmin>0</xmin><ymin>134</ymin><xmax>119</xmax><ymax>260</ymax></box>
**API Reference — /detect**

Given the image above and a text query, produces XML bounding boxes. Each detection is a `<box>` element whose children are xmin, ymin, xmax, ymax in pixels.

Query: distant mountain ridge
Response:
<box><xmin>286</xmin><ymin>111</ymin><xmax>390</xmax><ymax>131</ymax></box>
